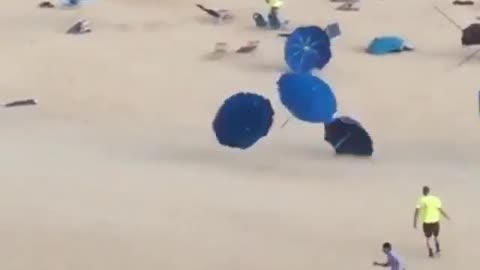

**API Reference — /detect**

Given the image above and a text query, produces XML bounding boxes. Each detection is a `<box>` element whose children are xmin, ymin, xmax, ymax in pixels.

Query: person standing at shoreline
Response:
<box><xmin>413</xmin><ymin>186</ymin><xmax>450</xmax><ymax>257</ymax></box>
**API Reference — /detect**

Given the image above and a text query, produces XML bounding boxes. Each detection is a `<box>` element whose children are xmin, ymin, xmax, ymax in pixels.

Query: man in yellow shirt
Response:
<box><xmin>413</xmin><ymin>186</ymin><xmax>450</xmax><ymax>258</ymax></box>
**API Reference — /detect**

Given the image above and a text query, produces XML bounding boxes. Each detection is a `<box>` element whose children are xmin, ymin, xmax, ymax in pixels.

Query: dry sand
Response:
<box><xmin>1</xmin><ymin>0</ymin><xmax>479</xmax><ymax>269</ymax></box>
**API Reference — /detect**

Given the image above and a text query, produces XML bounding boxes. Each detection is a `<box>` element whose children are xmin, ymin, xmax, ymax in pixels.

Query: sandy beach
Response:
<box><xmin>1</xmin><ymin>0</ymin><xmax>479</xmax><ymax>269</ymax></box>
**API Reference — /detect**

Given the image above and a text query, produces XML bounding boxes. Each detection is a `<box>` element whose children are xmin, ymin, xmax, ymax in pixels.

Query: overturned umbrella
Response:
<box><xmin>434</xmin><ymin>6</ymin><xmax>480</xmax><ymax>65</ymax></box>
<box><xmin>324</xmin><ymin>116</ymin><xmax>373</xmax><ymax>156</ymax></box>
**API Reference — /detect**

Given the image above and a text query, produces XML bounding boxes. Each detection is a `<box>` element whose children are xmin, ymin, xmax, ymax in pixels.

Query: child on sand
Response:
<box><xmin>373</xmin><ymin>242</ymin><xmax>405</xmax><ymax>270</ymax></box>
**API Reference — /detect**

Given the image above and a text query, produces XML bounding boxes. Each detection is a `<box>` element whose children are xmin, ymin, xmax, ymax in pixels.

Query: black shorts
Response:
<box><xmin>423</xmin><ymin>222</ymin><xmax>440</xmax><ymax>237</ymax></box>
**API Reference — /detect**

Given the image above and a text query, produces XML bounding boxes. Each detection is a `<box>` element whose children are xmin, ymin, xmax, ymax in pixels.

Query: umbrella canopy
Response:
<box><xmin>462</xmin><ymin>24</ymin><xmax>480</xmax><ymax>46</ymax></box>
<box><xmin>62</xmin><ymin>0</ymin><xmax>90</xmax><ymax>6</ymax></box>
<box><xmin>367</xmin><ymin>36</ymin><xmax>413</xmax><ymax>55</ymax></box>
<box><xmin>213</xmin><ymin>92</ymin><xmax>274</xmax><ymax>149</ymax></box>
<box><xmin>277</xmin><ymin>73</ymin><xmax>337</xmax><ymax>123</ymax></box>
<box><xmin>284</xmin><ymin>26</ymin><xmax>332</xmax><ymax>73</ymax></box>
<box><xmin>324</xmin><ymin>116</ymin><xmax>373</xmax><ymax>156</ymax></box>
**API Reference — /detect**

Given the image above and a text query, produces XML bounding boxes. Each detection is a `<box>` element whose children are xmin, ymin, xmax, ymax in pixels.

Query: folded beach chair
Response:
<box><xmin>66</xmin><ymin>19</ymin><xmax>92</xmax><ymax>34</ymax></box>
<box><xmin>253</xmin><ymin>13</ymin><xmax>269</xmax><ymax>28</ymax></box>
<box><xmin>268</xmin><ymin>12</ymin><xmax>281</xmax><ymax>29</ymax></box>
<box><xmin>336</xmin><ymin>0</ymin><xmax>359</xmax><ymax>11</ymax></box>
<box><xmin>252</xmin><ymin>12</ymin><xmax>288</xmax><ymax>30</ymax></box>
<box><xmin>195</xmin><ymin>4</ymin><xmax>233</xmax><ymax>23</ymax></box>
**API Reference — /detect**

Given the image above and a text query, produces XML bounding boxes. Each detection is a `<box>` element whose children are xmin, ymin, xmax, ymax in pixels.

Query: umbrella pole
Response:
<box><xmin>433</xmin><ymin>6</ymin><xmax>463</xmax><ymax>30</ymax></box>
<box><xmin>280</xmin><ymin>117</ymin><xmax>290</xmax><ymax>128</ymax></box>
<box><xmin>458</xmin><ymin>48</ymin><xmax>480</xmax><ymax>66</ymax></box>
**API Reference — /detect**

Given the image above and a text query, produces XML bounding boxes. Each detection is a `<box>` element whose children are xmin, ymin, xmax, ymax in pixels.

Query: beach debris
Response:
<box><xmin>325</xmin><ymin>23</ymin><xmax>342</xmax><ymax>39</ymax></box>
<box><xmin>236</xmin><ymin>41</ymin><xmax>260</xmax><ymax>53</ymax></box>
<box><xmin>252</xmin><ymin>12</ymin><xmax>288</xmax><ymax>30</ymax></box>
<box><xmin>336</xmin><ymin>0</ymin><xmax>360</xmax><ymax>11</ymax></box>
<box><xmin>212</xmin><ymin>92</ymin><xmax>274</xmax><ymax>149</ymax></box>
<box><xmin>433</xmin><ymin>6</ymin><xmax>480</xmax><ymax>65</ymax></box>
<box><xmin>38</xmin><ymin>1</ymin><xmax>55</xmax><ymax>8</ymax></box>
<box><xmin>284</xmin><ymin>26</ymin><xmax>332</xmax><ymax>73</ymax></box>
<box><xmin>367</xmin><ymin>36</ymin><xmax>414</xmax><ymax>55</ymax></box>
<box><xmin>278</xmin><ymin>23</ymin><xmax>341</xmax><ymax>39</ymax></box>
<box><xmin>66</xmin><ymin>19</ymin><xmax>92</xmax><ymax>34</ymax></box>
<box><xmin>207</xmin><ymin>42</ymin><xmax>230</xmax><ymax>59</ymax></box>
<box><xmin>195</xmin><ymin>4</ymin><xmax>233</xmax><ymax>23</ymax></box>
<box><xmin>4</xmin><ymin>99</ymin><xmax>37</xmax><ymax>108</ymax></box>
<box><xmin>452</xmin><ymin>0</ymin><xmax>474</xmax><ymax>5</ymax></box>
<box><xmin>278</xmin><ymin>73</ymin><xmax>337</xmax><ymax>124</ymax></box>
<box><xmin>208</xmin><ymin>41</ymin><xmax>259</xmax><ymax>59</ymax></box>
<box><xmin>61</xmin><ymin>0</ymin><xmax>89</xmax><ymax>7</ymax></box>
<box><xmin>324</xmin><ymin>116</ymin><xmax>373</xmax><ymax>157</ymax></box>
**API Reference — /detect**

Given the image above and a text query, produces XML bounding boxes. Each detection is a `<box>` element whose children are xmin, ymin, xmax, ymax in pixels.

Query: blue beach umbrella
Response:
<box><xmin>277</xmin><ymin>73</ymin><xmax>337</xmax><ymax>123</ymax></box>
<box><xmin>62</xmin><ymin>0</ymin><xmax>92</xmax><ymax>6</ymax></box>
<box><xmin>213</xmin><ymin>92</ymin><xmax>274</xmax><ymax>149</ymax></box>
<box><xmin>324</xmin><ymin>116</ymin><xmax>373</xmax><ymax>156</ymax></box>
<box><xmin>367</xmin><ymin>36</ymin><xmax>414</xmax><ymax>55</ymax></box>
<box><xmin>284</xmin><ymin>26</ymin><xmax>332</xmax><ymax>73</ymax></box>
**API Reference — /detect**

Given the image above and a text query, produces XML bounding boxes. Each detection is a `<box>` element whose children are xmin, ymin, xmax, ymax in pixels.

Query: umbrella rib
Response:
<box><xmin>335</xmin><ymin>133</ymin><xmax>351</xmax><ymax>149</ymax></box>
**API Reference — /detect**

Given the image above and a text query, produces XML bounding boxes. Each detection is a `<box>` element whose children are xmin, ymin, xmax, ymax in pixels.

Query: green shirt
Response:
<box><xmin>416</xmin><ymin>195</ymin><xmax>442</xmax><ymax>223</ymax></box>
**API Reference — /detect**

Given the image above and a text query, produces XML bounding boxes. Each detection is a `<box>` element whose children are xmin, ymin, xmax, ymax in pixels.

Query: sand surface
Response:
<box><xmin>1</xmin><ymin>0</ymin><xmax>479</xmax><ymax>269</ymax></box>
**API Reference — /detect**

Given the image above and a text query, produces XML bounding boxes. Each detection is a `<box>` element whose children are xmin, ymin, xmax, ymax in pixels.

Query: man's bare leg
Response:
<box><xmin>426</xmin><ymin>237</ymin><xmax>434</xmax><ymax>257</ymax></box>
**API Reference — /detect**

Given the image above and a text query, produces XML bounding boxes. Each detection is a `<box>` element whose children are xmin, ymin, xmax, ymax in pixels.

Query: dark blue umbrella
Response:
<box><xmin>213</xmin><ymin>92</ymin><xmax>274</xmax><ymax>149</ymax></box>
<box><xmin>284</xmin><ymin>26</ymin><xmax>332</xmax><ymax>73</ymax></box>
<box><xmin>324</xmin><ymin>116</ymin><xmax>373</xmax><ymax>156</ymax></box>
<box><xmin>277</xmin><ymin>73</ymin><xmax>337</xmax><ymax>123</ymax></box>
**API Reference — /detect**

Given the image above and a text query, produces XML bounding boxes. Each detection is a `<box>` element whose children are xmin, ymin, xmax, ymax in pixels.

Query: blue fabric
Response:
<box><xmin>213</xmin><ymin>92</ymin><xmax>274</xmax><ymax>149</ymax></box>
<box><xmin>277</xmin><ymin>73</ymin><xmax>337</xmax><ymax>123</ymax></box>
<box><xmin>367</xmin><ymin>36</ymin><xmax>406</xmax><ymax>55</ymax></box>
<box><xmin>62</xmin><ymin>0</ymin><xmax>91</xmax><ymax>6</ymax></box>
<box><xmin>284</xmin><ymin>26</ymin><xmax>332</xmax><ymax>73</ymax></box>
<box><xmin>324</xmin><ymin>116</ymin><xmax>373</xmax><ymax>156</ymax></box>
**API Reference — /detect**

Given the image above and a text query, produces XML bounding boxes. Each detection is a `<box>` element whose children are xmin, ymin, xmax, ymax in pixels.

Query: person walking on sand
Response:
<box><xmin>373</xmin><ymin>242</ymin><xmax>405</xmax><ymax>270</ymax></box>
<box><xmin>413</xmin><ymin>186</ymin><xmax>450</xmax><ymax>257</ymax></box>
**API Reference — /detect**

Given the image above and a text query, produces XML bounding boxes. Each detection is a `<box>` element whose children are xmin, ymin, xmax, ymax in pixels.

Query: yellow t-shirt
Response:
<box><xmin>268</xmin><ymin>0</ymin><xmax>284</xmax><ymax>8</ymax></box>
<box><xmin>416</xmin><ymin>195</ymin><xmax>442</xmax><ymax>223</ymax></box>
